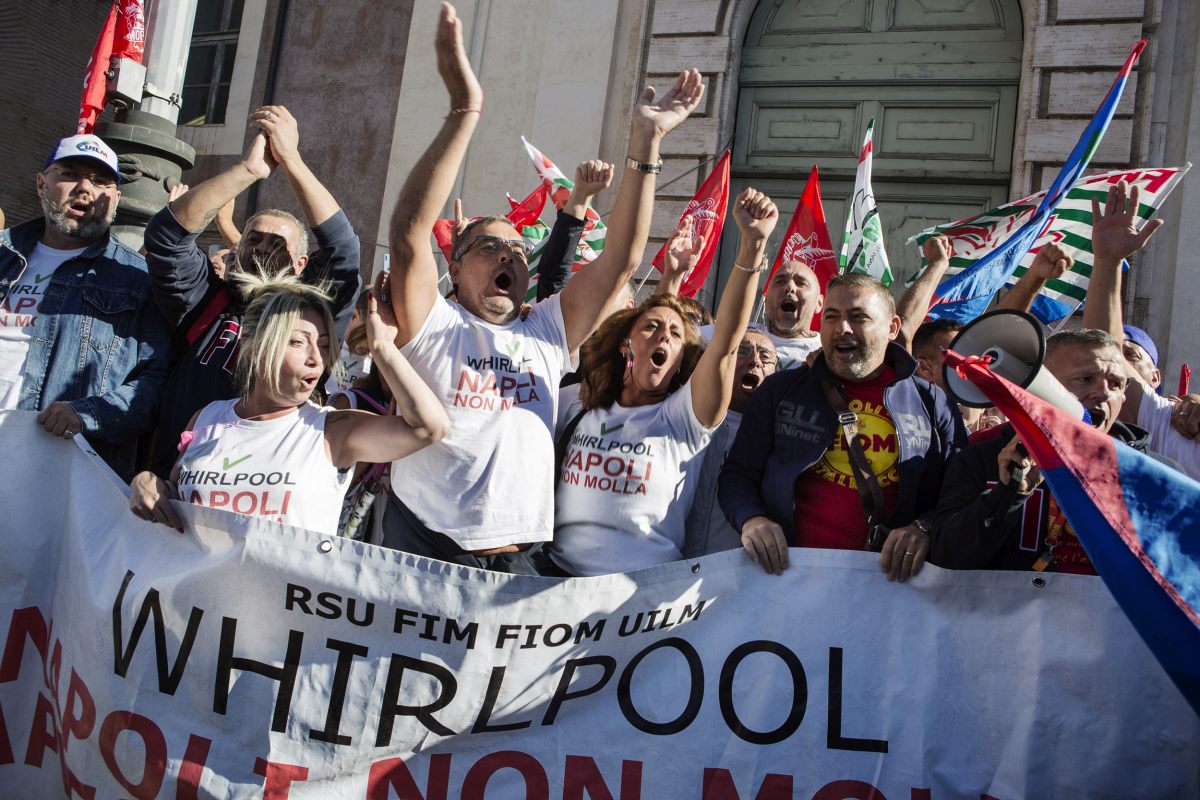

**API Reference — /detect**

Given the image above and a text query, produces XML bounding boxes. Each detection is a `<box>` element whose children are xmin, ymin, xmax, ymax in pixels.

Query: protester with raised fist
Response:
<box><xmin>534</xmin><ymin>159</ymin><xmax>614</xmax><ymax>301</ymax></box>
<box><xmin>128</xmin><ymin>273</ymin><xmax>447</xmax><ymax>534</ymax></box>
<box><xmin>380</xmin><ymin>2</ymin><xmax>704</xmax><ymax>572</ymax></box>
<box><xmin>0</xmin><ymin>133</ymin><xmax>170</xmax><ymax>479</ymax></box>
<box><xmin>546</xmin><ymin>188</ymin><xmax>779</xmax><ymax>576</ymax></box>
<box><xmin>143</xmin><ymin>105</ymin><xmax>361</xmax><ymax>479</ymax></box>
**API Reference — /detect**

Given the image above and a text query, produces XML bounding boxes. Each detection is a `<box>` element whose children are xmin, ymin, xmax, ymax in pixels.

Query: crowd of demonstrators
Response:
<box><xmin>547</xmin><ymin>188</ymin><xmax>778</xmax><ymax>576</ymax></box>
<box><xmin>128</xmin><ymin>272</ymin><xmax>447</xmax><ymax>532</ymax></box>
<box><xmin>379</xmin><ymin>3</ymin><xmax>704</xmax><ymax>573</ymax></box>
<box><xmin>142</xmin><ymin>104</ymin><xmax>360</xmax><ymax>478</ymax></box>
<box><xmin>0</xmin><ymin>134</ymin><xmax>170</xmax><ymax>480</ymax></box>
<box><xmin>7</xmin><ymin>1</ymin><xmax>1200</xmax><ymax>589</ymax></box>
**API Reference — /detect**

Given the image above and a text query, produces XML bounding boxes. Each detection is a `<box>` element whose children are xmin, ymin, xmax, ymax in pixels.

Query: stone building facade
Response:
<box><xmin>2</xmin><ymin>0</ymin><xmax>1198</xmax><ymax>379</ymax></box>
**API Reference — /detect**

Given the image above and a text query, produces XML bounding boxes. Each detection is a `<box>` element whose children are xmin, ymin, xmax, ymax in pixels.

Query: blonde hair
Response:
<box><xmin>580</xmin><ymin>294</ymin><xmax>703</xmax><ymax>411</ymax></box>
<box><xmin>230</xmin><ymin>272</ymin><xmax>337</xmax><ymax>399</ymax></box>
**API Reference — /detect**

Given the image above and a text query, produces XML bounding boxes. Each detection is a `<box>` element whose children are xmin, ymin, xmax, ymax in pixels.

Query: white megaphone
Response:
<box><xmin>942</xmin><ymin>309</ymin><xmax>1086</xmax><ymax>419</ymax></box>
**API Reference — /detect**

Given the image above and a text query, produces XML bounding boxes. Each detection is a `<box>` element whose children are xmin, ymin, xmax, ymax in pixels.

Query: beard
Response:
<box><xmin>41</xmin><ymin>192</ymin><xmax>115</xmax><ymax>243</ymax></box>
<box><xmin>826</xmin><ymin>336</ymin><xmax>885</xmax><ymax>381</ymax></box>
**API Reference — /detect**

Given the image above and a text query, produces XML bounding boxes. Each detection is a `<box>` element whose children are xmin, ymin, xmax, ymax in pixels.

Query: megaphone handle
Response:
<box><xmin>986</xmin><ymin>437</ymin><xmax>1030</xmax><ymax>528</ymax></box>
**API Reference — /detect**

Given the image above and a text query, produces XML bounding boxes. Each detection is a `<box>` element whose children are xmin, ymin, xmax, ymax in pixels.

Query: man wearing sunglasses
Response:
<box><xmin>0</xmin><ymin>134</ymin><xmax>170</xmax><ymax>479</ymax></box>
<box><xmin>382</xmin><ymin>5</ymin><xmax>705</xmax><ymax>572</ymax></box>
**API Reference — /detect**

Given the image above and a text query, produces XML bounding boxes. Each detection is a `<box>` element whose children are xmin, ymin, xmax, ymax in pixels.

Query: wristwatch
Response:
<box><xmin>913</xmin><ymin>518</ymin><xmax>932</xmax><ymax>535</ymax></box>
<box><xmin>625</xmin><ymin>156</ymin><xmax>663</xmax><ymax>174</ymax></box>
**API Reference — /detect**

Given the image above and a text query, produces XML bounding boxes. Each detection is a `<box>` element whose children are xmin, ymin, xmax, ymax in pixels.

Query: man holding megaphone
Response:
<box><xmin>929</xmin><ymin>182</ymin><xmax>1172</xmax><ymax>574</ymax></box>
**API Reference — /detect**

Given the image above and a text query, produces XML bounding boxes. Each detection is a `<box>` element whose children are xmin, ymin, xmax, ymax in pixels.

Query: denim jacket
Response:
<box><xmin>0</xmin><ymin>219</ymin><xmax>171</xmax><ymax>479</ymax></box>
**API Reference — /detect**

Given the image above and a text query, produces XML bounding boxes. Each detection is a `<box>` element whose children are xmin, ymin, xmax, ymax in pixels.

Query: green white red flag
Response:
<box><xmin>907</xmin><ymin>165</ymin><xmax>1190</xmax><ymax>322</ymax></box>
<box><xmin>838</xmin><ymin>119</ymin><xmax>893</xmax><ymax>286</ymax></box>
<box><xmin>520</xmin><ymin>136</ymin><xmax>607</xmax><ymax>268</ymax></box>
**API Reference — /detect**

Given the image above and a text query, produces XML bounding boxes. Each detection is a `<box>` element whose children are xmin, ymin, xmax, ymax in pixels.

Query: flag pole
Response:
<box><xmin>1050</xmin><ymin>297</ymin><xmax>1085</xmax><ymax>334</ymax></box>
<box><xmin>633</xmin><ymin>268</ymin><xmax>655</xmax><ymax>299</ymax></box>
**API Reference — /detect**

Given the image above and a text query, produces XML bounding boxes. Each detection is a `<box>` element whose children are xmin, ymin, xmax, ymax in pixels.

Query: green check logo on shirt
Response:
<box><xmin>222</xmin><ymin>454</ymin><xmax>252</xmax><ymax>470</ymax></box>
<box><xmin>34</xmin><ymin>273</ymin><xmax>53</xmax><ymax>284</ymax></box>
<box><xmin>600</xmin><ymin>422</ymin><xmax>624</xmax><ymax>436</ymax></box>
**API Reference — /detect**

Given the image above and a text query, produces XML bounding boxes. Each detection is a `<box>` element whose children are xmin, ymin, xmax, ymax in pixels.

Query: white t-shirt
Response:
<box><xmin>699</xmin><ymin>323</ymin><xmax>821</xmax><ymax>371</ymax></box>
<box><xmin>390</xmin><ymin>294</ymin><xmax>572</xmax><ymax>549</ymax></box>
<box><xmin>1137</xmin><ymin>389</ymin><xmax>1200</xmax><ymax>481</ymax></box>
<box><xmin>324</xmin><ymin>343</ymin><xmax>372</xmax><ymax>396</ymax></box>
<box><xmin>176</xmin><ymin>399</ymin><xmax>351</xmax><ymax>534</ymax></box>
<box><xmin>0</xmin><ymin>243</ymin><xmax>86</xmax><ymax>408</ymax></box>
<box><xmin>549</xmin><ymin>382</ymin><xmax>715</xmax><ymax>576</ymax></box>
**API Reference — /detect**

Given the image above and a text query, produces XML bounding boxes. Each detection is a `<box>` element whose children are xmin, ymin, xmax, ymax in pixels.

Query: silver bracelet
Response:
<box><xmin>625</xmin><ymin>155</ymin><xmax>663</xmax><ymax>174</ymax></box>
<box><xmin>732</xmin><ymin>259</ymin><xmax>766</xmax><ymax>274</ymax></box>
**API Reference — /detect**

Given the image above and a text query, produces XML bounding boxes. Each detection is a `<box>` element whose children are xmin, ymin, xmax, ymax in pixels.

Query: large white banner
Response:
<box><xmin>0</xmin><ymin>411</ymin><xmax>1197</xmax><ymax>799</ymax></box>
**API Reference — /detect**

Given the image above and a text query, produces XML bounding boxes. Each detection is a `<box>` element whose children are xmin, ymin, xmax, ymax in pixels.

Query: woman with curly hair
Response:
<box><xmin>128</xmin><ymin>272</ymin><xmax>449</xmax><ymax>534</ymax></box>
<box><xmin>546</xmin><ymin>187</ymin><xmax>779</xmax><ymax>576</ymax></box>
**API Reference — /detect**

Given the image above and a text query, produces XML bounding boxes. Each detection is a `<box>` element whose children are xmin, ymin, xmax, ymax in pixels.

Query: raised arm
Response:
<box><xmin>1082</xmin><ymin>181</ymin><xmax>1162</xmax><ymax>339</ymax></box>
<box><xmin>690</xmin><ymin>188</ymin><xmax>778</xmax><ymax>427</ymax></box>
<box><xmin>558</xmin><ymin>69</ymin><xmax>705</xmax><ymax>351</ymax></box>
<box><xmin>536</xmin><ymin>160</ymin><xmax>612</xmax><ymax>301</ymax></box>
<box><xmin>387</xmin><ymin>2</ymin><xmax>483</xmax><ymax>343</ymax></box>
<box><xmin>896</xmin><ymin>235</ymin><xmax>950</xmax><ymax>350</ymax></box>
<box><xmin>653</xmin><ymin>216</ymin><xmax>701</xmax><ymax>298</ymax></box>
<box><xmin>168</xmin><ymin>132</ymin><xmax>273</xmax><ymax>233</ymax></box>
<box><xmin>251</xmin><ymin>105</ymin><xmax>340</xmax><ymax>227</ymax></box>
<box><xmin>997</xmin><ymin>244</ymin><xmax>1071</xmax><ymax>314</ymax></box>
<box><xmin>326</xmin><ymin>275</ymin><xmax>450</xmax><ymax>469</ymax></box>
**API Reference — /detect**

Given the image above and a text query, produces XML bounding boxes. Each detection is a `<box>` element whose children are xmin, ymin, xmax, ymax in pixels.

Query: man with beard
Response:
<box><xmin>718</xmin><ymin>273</ymin><xmax>966</xmax><ymax>579</ymax></box>
<box><xmin>0</xmin><ymin>135</ymin><xmax>170</xmax><ymax>478</ymax></box>
<box><xmin>142</xmin><ymin>106</ymin><xmax>359</xmax><ymax>477</ymax></box>
<box><xmin>684</xmin><ymin>328</ymin><xmax>777</xmax><ymax>556</ymax></box>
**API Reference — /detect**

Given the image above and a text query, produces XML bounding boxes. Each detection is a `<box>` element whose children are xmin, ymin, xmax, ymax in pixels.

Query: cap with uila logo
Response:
<box><xmin>44</xmin><ymin>134</ymin><xmax>120</xmax><ymax>181</ymax></box>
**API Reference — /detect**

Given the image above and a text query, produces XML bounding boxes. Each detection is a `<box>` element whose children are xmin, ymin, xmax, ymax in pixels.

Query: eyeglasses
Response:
<box><xmin>736</xmin><ymin>344</ymin><xmax>777</xmax><ymax>365</ymax></box>
<box><xmin>459</xmin><ymin>235</ymin><xmax>532</xmax><ymax>264</ymax></box>
<box><xmin>50</xmin><ymin>166</ymin><xmax>117</xmax><ymax>189</ymax></box>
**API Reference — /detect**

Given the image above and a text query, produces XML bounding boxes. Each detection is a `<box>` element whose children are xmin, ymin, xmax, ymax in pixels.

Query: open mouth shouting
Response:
<box><xmin>831</xmin><ymin>337</ymin><xmax>861</xmax><ymax>359</ymax></box>
<box><xmin>649</xmin><ymin>347</ymin><xmax>669</xmax><ymax>368</ymax></box>
<box><xmin>298</xmin><ymin>374</ymin><xmax>321</xmax><ymax>394</ymax></box>
<box><xmin>1085</xmin><ymin>404</ymin><xmax>1107</xmax><ymax>429</ymax></box>
<box><xmin>778</xmin><ymin>296</ymin><xmax>799</xmax><ymax>316</ymax></box>
<box><xmin>489</xmin><ymin>265</ymin><xmax>516</xmax><ymax>297</ymax></box>
<box><xmin>739</xmin><ymin>372</ymin><xmax>762</xmax><ymax>392</ymax></box>
<box><xmin>66</xmin><ymin>198</ymin><xmax>93</xmax><ymax>219</ymax></box>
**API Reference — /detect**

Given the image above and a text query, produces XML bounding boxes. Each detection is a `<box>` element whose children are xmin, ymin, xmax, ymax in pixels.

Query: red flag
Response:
<box><xmin>766</xmin><ymin>166</ymin><xmax>837</xmax><ymax>331</ymax></box>
<box><xmin>431</xmin><ymin>184</ymin><xmax>550</xmax><ymax>261</ymax></box>
<box><xmin>1181</xmin><ymin>363</ymin><xmax>1192</xmax><ymax>396</ymax></box>
<box><xmin>651</xmin><ymin>151</ymin><xmax>730</xmax><ymax>298</ymax></box>
<box><xmin>113</xmin><ymin>0</ymin><xmax>146</xmax><ymax>63</ymax></box>
<box><xmin>77</xmin><ymin>3</ymin><xmax>118</xmax><ymax>134</ymax></box>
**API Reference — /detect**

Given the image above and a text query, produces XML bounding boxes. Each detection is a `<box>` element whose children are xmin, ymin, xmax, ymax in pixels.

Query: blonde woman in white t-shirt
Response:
<box><xmin>547</xmin><ymin>188</ymin><xmax>779</xmax><ymax>576</ymax></box>
<box><xmin>128</xmin><ymin>272</ymin><xmax>449</xmax><ymax>534</ymax></box>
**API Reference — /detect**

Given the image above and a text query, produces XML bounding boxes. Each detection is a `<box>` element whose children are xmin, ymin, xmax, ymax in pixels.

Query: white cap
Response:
<box><xmin>44</xmin><ymin>134</ymin><xmax>120</xmax><ymax>181</ymax></box>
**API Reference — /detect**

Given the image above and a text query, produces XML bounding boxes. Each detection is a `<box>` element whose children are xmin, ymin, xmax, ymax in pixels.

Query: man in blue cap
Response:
<box><xmin>0</xmin><ymin>133</ymin><xmax>170</xmax><ymax>479</ymax></box>
<box><xmin>1121</xmin><ymin>324</ymin><xmax>1161</xmax><ymax>393</ymax></box>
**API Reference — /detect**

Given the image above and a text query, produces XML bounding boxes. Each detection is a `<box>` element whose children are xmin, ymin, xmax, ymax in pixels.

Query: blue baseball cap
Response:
<box><xmin>44</xmin><ymin>134</ymin><xmax>120</xmax><ymax>181</ymax></box>
<box><xmin>1122</xmin><ymin>325</ymin><xmax>1158</xmax><ymax>367</ymax></box>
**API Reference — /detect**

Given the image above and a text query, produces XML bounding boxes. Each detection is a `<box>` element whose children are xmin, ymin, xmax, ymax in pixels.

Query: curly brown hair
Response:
<box><xmin>580</xmin><ymin>295</ymin><xmax>704</xmax><ymax>411</ymax></box>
